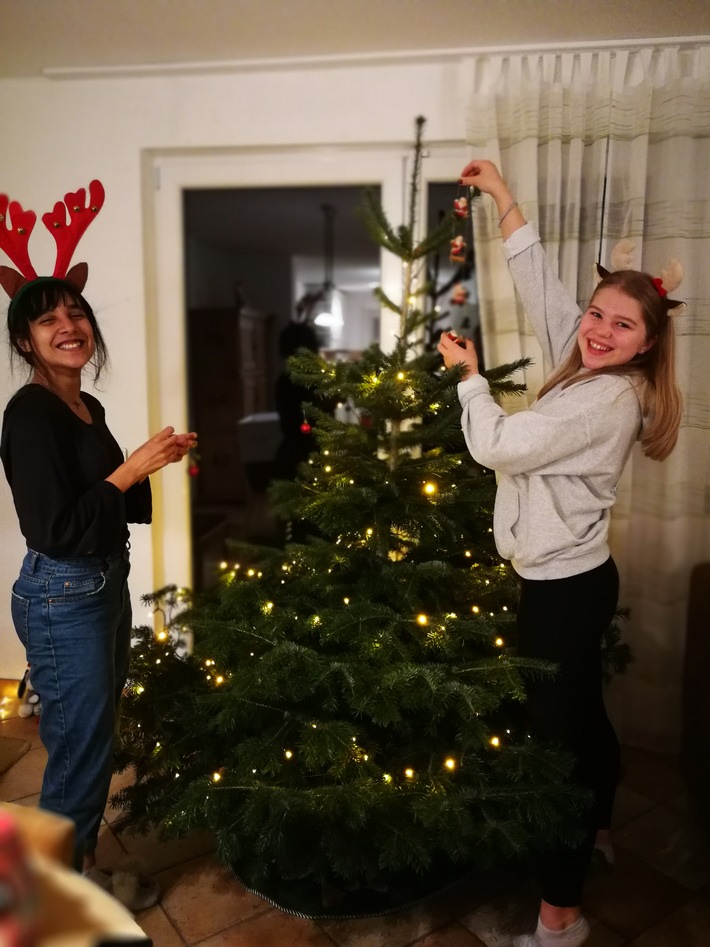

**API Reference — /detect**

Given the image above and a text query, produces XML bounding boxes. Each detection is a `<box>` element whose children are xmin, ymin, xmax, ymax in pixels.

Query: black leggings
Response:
<box><xmin>516</xmin><ymin>557</ymin><xmax>621</xmax><ymax>907</ymax></box>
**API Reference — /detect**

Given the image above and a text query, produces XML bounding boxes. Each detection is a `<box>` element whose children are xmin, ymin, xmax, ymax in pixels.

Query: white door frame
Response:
<box><xmin>142</xmin><ymin>141</ymin><xmax>466</xmax><ymax>592</ymax></box>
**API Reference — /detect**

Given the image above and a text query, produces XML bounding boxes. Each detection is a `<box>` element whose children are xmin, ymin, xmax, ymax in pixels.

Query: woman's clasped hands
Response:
<box><xmin>132</xmin><ymin>426</ymin><xmax>198</xmax><ymax>476</ymax></box>
<box><xmin>106</xmin><ymin>426</ymin><xmax>198</xmax><ymax>492</ymax></box>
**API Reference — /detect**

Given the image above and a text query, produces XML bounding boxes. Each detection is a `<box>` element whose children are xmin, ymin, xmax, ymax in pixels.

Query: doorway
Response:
<box><xmin>182</xmin><ymin>184</ymin><xmax>382</xmax><ymax>588</ymax></box>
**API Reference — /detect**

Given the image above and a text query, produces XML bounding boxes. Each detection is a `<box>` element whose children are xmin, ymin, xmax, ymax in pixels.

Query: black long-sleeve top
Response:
<box><xmin>1</xmin><ymin>384</ymin><xmax>151</xmax><ymax>558</ymax></box>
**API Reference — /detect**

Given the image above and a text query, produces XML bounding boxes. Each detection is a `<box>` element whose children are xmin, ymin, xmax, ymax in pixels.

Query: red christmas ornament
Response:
<box><xmin>300</xmin><ymin>422</ymin><xmax>312</xmax><ymax>434</ymax></box>
<box><xmin>188</xmin><ymin>464</ymin><xmax>200</xmax><ymax>477</ymax></box>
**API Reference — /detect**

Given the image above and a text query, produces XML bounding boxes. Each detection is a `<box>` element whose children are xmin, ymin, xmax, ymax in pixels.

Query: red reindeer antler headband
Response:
<box><xmin>595</xmin><ymin>239</ymin><xmax>685</xmax><ymax>312</ymax></box>
<box><xmin>0</xmin><ymin>179</ymin><xmax>105</xmax><ymax>306</ymax></box>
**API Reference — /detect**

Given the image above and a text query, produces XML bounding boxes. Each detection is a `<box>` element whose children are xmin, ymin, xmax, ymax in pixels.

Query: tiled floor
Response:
<box><xmin>1</xmin><ymin>702</ymin><xmax>709</xmax><ymax>946</ymax></box>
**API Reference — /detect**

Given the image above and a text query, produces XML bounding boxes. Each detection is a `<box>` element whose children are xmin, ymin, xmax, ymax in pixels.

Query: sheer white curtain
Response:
<box><xmin>466</xmin><ymin>45</ymin><xmax>710</xmax><ymax>752</ymax></box>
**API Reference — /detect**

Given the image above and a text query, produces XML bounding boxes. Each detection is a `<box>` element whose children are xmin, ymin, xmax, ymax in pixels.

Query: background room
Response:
<box><xmin>183</xmin><ymin>180</ymin><xmax>476</xmax><ymax>587</ymax></box>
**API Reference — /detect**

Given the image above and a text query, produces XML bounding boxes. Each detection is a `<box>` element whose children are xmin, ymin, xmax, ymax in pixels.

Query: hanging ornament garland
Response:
<box><xmin>448</xmin><ymin>183</ymin><xmax>479</xmax><ymax>265</ymax></box>
<box><xmin>453</xmin><ymin>196</ymin><xmax>469</xmax><ymax>219</ymax></box>
<box><xmin>449</xmin><ymin>234</ymin><xmax>466</xmax><ymax>263</ymax></box>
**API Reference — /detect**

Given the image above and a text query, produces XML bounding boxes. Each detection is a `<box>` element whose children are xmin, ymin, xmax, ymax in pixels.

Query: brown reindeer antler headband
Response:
<box><xmin>0</xmin><ymin>180</ymin><xmax>105</xmax><ymax>312</ymax></box>
<box><xmin>595</xmin><ymin>239</ymin><xmax>684</xmax><ymax>312</ymax></box>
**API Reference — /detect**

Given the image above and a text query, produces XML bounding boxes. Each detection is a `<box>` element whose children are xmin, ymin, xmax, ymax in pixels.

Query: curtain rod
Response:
<box><xmin>43</xmin><ymin>36</ymin><xmax>710</xmax><ymax>80</ymax></box>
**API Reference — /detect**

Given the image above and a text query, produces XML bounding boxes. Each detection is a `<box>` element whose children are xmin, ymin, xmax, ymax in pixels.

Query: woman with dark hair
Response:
<box><xmin>438</xmin><ymin>160</ymin><xmax>682</xmax><ymax>947</ymax></box>
<box><xmin>0</xmin><ymin>181</ymin><xmax>196</xmax><ymax>906</ymax></box>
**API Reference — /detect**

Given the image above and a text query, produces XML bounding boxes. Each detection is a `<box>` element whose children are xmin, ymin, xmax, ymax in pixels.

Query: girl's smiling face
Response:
<box><xmin>23</xmin><ymin>298</ymin><xmax>95</xmax><ymax>378</ymax></box>
<box><xmin>577</xmin><ymin>285</ymin><xmax>653</xmax><ymax>370</ymax></box>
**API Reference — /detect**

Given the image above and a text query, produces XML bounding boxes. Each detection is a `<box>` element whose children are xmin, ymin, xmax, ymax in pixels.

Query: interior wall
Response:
<box><xmin>0</xmin><ymin>58</ymin><xmax>471</xmax><ymax>679</ymax></box>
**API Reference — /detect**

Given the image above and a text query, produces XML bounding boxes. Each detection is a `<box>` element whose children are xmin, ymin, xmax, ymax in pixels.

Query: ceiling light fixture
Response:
<box><xmin>313</xmin><ymin>203</ymin><xmax>344</xmax><ymax>333</ymax></box>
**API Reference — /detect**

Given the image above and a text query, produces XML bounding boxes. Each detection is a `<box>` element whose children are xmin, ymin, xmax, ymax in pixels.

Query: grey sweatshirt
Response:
<box><xmin>458</xmin><ymin>223</ymin><xmax>643</xmax><ymax>580</ymax></box>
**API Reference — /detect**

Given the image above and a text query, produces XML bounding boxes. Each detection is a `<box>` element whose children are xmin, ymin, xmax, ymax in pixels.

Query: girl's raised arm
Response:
<box><xmin>459</xmin><ymin>160</ymin><xmax>526</xmax><ymax>239</ymax></box>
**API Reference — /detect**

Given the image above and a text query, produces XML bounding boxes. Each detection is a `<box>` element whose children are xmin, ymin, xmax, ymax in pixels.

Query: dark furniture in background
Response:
<box><xmin>681</xmin><ymin>561</ymin><xmax>710</xmax><ymax>836</ymax></box>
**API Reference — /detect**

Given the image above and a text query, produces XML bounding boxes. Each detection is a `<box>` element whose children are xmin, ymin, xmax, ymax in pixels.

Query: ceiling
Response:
<box><xmin>1</xmin><ymin>0</ymin><xmax>709</xmax><ymax>79</ymax></box>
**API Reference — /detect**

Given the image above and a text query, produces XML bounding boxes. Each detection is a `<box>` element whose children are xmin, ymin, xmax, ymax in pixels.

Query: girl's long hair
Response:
<box><xmin>537</xmin><ymin>270</ymin><xmax>682</xmax><ymax>461</ymax></box>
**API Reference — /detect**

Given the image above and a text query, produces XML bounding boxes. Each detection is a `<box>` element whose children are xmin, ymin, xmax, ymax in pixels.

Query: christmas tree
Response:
<box><xmin>113</xmin><ymin>118</ymin><xmax>590</xmax><ymax>913</ymax></box>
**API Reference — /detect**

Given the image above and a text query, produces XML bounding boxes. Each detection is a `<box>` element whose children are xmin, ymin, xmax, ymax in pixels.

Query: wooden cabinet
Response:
<box><xmin>187</xmin><ymin>306</ymin><xmax>273</xmax><ymax>505</ymax></box>
<box><xmin>681</xmin><ymin>562</ymin><xmax>710</xmax><ymax>835</ymax></box>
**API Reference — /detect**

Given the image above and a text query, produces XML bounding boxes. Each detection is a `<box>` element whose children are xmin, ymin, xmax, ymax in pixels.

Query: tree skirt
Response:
<box><xmin>230</xmin><ymin>853</ymin><xmax>530</xmax><ymax>920</ymax></box>
<box><xmin>0</xmin><ymin>736</ymin><xmax>30</xmax><ymax>775</ymax></box>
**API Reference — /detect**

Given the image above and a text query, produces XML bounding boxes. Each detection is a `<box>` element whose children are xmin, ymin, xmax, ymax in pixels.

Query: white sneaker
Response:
<box><xmin>513</xmin><ymin>915</ymin><xmax>590</xmax><ymax>946</ymax></box>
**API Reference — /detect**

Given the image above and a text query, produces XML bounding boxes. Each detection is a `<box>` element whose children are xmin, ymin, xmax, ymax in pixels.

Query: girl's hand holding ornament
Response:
<box><xmin>437</xmin><ymin>331</ymin><xmax>479</xmax><ymax>380</ymax></box>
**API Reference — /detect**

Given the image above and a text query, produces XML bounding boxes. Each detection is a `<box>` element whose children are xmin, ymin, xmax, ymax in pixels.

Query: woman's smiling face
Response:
<box><xmin>577</xmin><ymin>285</ymin><xmax>652</xmax><ymax>370</ymax></box>
<box><xmin>23</xmin><ymin>298</ymin><xmax>95</xmax><ymax>378</ymax></box>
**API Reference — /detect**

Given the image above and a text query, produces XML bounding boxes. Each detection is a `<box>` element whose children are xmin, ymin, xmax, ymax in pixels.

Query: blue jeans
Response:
<box><xmin>10</xmin><ymin>547</ymin><xmax>132</xmax><ymax>870</ymax></box>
